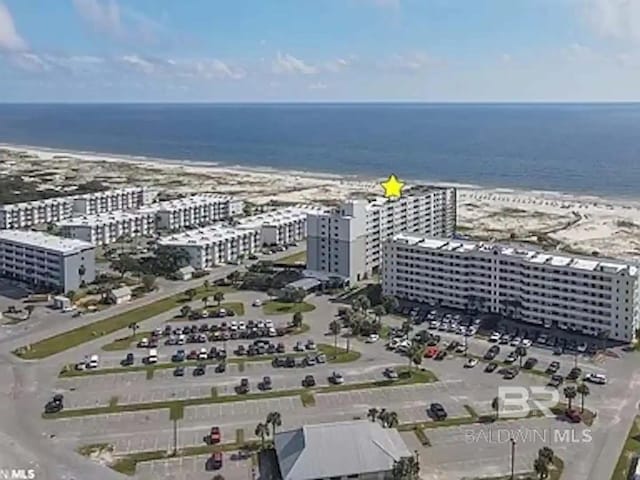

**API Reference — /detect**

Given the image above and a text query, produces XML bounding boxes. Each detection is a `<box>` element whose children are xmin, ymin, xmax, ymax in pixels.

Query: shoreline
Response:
<box><xmin>1</xmin><ymin>141</ymin><xmax>638</xmax><ymax>204</ymax></box>
<box><xmin>3</xmin><ymin>142</ymin><xmax>640</xmax><ymax>262</ymax></box>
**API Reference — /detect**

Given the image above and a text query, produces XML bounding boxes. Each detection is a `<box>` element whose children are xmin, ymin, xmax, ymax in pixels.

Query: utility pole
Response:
<box><xmin>510</xmin><ymin>437</ymin><xmax>516</xmax><ymax>480</ymax></box>
<box><xmin>173</xmin><ymin>418</ymin><xmax>178</xmax><ymax>455</ymax></box>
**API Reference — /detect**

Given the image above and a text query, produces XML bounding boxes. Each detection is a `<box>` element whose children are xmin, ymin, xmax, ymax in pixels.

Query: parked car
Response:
<box><xmin>316</xmin><ymin>353</ymin><xmax>327</xmax><ymax>364</ymax></box>
<box><xmin>174</xmin><ymin>366</ymin><xmax>185</xmax><ymax>377</ymax></box>
<box><xmin>366</xmin><ymin>333</ymin><xmax>380</xmax><ymax>343</ymax></box>
<box><xmin>503</xmin><ymin>367</ymin><xmax>519</xmax><ymax>380</ymax></box>
<box><xmin>485</xmin><ymin>362</ymin><xmax>498</xmax><ymax>373</ymax></box>
<box><xmin>193</xmin><ymin>364</ymin><xmax>206</xmax><ymax>376</ymax></box>
<box><xmin>209</xmin><ymin>426</ymin><xmax>221</xmax><ymax>444</ymax></box>
<box><xmin>548</xmin><ymin>375</ymin><xmax>563</xmax><ymax>388</ymax></box>
<box><xmin>207</xmin><ymin>452</ymin><xmax>223</xmax><ymax>470</ymax></box>
<box><xmin>435</xmin><ymin>351</ymin><xmax>447</xmax><ymax>360</ymax></box>
<box><xmin>260</xmin><ymin>376</ymin><xmax>273</xmax><ymax>390</ymax></box>
<box><xmin>330</xmin><ymin>372</ymin><xmax>344</xmax><ymax>384</ymax></box>
<box><xmin>546</xmin><ymin>361</ymin><xmax>561</xmax><ymax>374</ymax></box>
<box><xmin>585</xmin><ymin>373</ymin><xmax>607</xmax><ymax>384</ymax></box>
<box><xmin>464</xmin><ymin>358</ymin><xmax>478</xmax><ymax>368</ymax></box>
<box><xmin>430</xmin><ymin>403</ymin><xmax>447</xmax><ymax>420</ymax></box>
<box><xmin>384</xmin><ymin>367</ymin><xmax>399</xmax><ymax>379</ymax></box>
<box><xmin>565</xmin><ymin>408</ymin><xmax>582</xmax><ymax>423</ymax></box>
<box><xmin>523</xmin><ymin>357</ymin><xmax>538</xmax><ymax>370</ymax></box>
<box><xmin>567</xmin><ymin>367</ymin><xmax>582</xmax><ymax>381</ymax></box>
<box><xmin>121</xmin><ymin>352</ymin><xmax>134</xmax><ymax>366</ymax></box>
<box><xmin>237</xmin><ymin>378</ymin><xmax>250</xmax><ymax>394</ymax></box>
<box><xmin>303</xmin><ymin>375</ymin><xmax>316</xmax><ymax>387</ymax></box>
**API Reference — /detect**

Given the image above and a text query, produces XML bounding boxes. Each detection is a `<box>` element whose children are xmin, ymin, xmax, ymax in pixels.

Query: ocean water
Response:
<box><xmin>0</xmin><ymin>103</ymin><xmax>640</xmax><ymax>197</ymax></box>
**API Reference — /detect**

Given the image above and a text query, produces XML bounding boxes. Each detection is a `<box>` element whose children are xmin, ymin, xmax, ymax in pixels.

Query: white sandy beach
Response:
<box><xmin>2</xmin><ymin>143</ymin><xmax>640</xmax><ymax>262</ymax></box>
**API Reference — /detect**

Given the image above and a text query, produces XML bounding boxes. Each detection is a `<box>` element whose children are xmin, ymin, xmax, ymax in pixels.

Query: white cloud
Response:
<box><xmin>383</xmin><ymin>52</ymin><xmax>435</xmax><ymax>71</ymax></box>
<box><xmin>501</xmin><ymin>53</ymin><xmax>512</xmax><ymax>64</ymax></box>
<box><xmin>324</xmin><ymin>57</ymin><xmax>351</xmax><ymax>72</ymax></box>
<box><xmin>308</xmin><ymin>82</ymin><xmax>328</xmax><ymax>90</ymax></box>
<box><xmin>73</xmin><ymin>0</ymin><xmax>123</xmax><ymax>38</ymax></box>
<box><xmin>272</xmin><ymin>51</ymin><xmax>317</xmax><ymax>75</ymax></box>
<box><xmin>119</xmin><ymin>54</ymin><xmax>155</xmax><ymax>74</ymax></box>
<box><xmin>11</xmin><ymin>52</ymin><xmax>49</xmax><ymax>72</ymax></box>
<box><xmin>585</xmin><ymin>0</ymin><xmax>640</xmax><ymax>42</ymax></box>
<box><xmin>0</xmin><ymin>1</ymin><xmax>27</xmax><ymax>52</ymax></box>
<box><xmin>118</xmin><ymin>54</ymin><xmax>245</xmax><ymax>80</ymax></box>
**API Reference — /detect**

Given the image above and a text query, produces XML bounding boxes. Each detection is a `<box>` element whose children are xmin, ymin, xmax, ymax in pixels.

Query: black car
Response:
<box><xmin>276</xmin><ymin>343</ymin><xmax>286</xmax><ymax>353</ymax></box>
<box><xmin>235</xmin><ymin>345</ymin><xmax>246</xmax><ymax>356</ymax></box>
<box><xmin>504</xmin><ymin>367</ymin><xmax>519</xmax><ymax>379</ymax></box>
<box><xmin>272</xmin><ymin>357</ymin><xmax>286</xmax><ymax>368</ymax></box>
<box><xmin>434</xmin><ymin>351</ymin><xmax>447</xmax><ymax>360</ymax></box>
<box><xmin>121</xmin><ymin>352</ymin><xmax>134</xmax><ymax>366</ymax></box>
<box><xmin>548</xmin><ymin>374</ymin><xmax>564</xmax><ymax>387</ymax></box>
<box><xmin>215</xmin><ymin>362</ymin><xmax>226</xmax><ymax>373</ymax></box>
<box><xmin>44</xmin><ymin>400</ymin><xmax>63</xmax><ymax>414</ymax></box>
<box><xmin>567</xmin><ymin>367</ymin><xmax>582</xmax><ymax>381</ymax></box>
<box><xmin>484</xmin><ymin>350</ymin><xmax>497</xmax><ymax>361</ymax></box>
<box><xmin>523</xmin><ymin>357</ymin><xmax>538</xmax><ymax>370</ymax></box>
<box><xmin>237</xmin><ymin>378</ymin><xmax>250</xmax><ymax>394</ymax></box>
<box><xmin>193</xmin><ymin>365</ymin><xmax>206</xmax><ymax>376</ymax></box>
<box><xmin>546</xmin><ymin>361</ymin><xmax>560</xmax><ymax>374</ymax></box>
<box><xmin>267</xmin><ymin>344</ymin><xmax>277</xmax><ymax>354</ymax></box>
<box><xmin>303</xmin><ymin>375</ymin><xmax>316</xmax><ymax>387</ymax></box>
<box><xmin>285</xmin><ymin>356</ymin><xmax>296</xmax><ymax>368</ymax></box>
<box><xmin>485</xmin><ymin>362</ymin><xmax>498</xmax><ymax>373</ymax></box>
<box><xmin>430</xmin><ymin>403</ymin><xmax>447</xmax><ymax>420</ymax></box>
<box><xmin>260</xmin><ymin>376</ymin><xmax>273</xmax><ymax>390</ymax></box>
<box><xmin>174</xmin><ymin>366</ymin><xmax>185</xmax><ymax>376</ymax></box>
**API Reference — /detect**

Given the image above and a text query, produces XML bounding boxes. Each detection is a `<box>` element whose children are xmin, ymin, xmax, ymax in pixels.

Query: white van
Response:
<box><xmin>198</xmin><ymin>347</ymin><xmax>208</xmax><ymax>360</ymax></box>
<box><xmin>87</xmin><ymin>354</ymin><xmax>99</xmax><ymax>369</ymax></box>
<box><xmin>147</xmin><ymin>348</ymin><xmax>158</xmax><ymax>364</ymax></box>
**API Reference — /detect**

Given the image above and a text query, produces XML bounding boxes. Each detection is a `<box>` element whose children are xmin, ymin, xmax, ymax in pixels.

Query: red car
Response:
<box><xmin>565</xmin><ymin>409</ymin><xmax>582</xmax><ymax>423</ymax></box>
<box><xmin>208</xmin><ymin>452</ymin><xmax>223</xmax><ymax>470</ymax></box>
<box><xmin>424</xmin><ymin>347</ymin><xmax>439</xmax><ymax>358</ymax></box>
<box><xmin>210</xmin><ymin>426</ymin><xmax>221</xmax><ymax>444</ymax></box>
<box><xmin>187</xmin><ymin>350</ymin><xmax>198</xmax><ymax>360</ymax></box>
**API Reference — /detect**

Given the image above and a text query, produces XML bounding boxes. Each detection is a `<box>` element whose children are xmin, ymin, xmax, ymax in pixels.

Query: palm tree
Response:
<box><xmin>373</xmin><ymin>305</ymin><xmax>386</xmax><ymax>323</ymax></box>
<box><xmin>401</xmin><ymin>320</ymin><xmax>413</xmax><ymax>337</ymax></box>
<box><xmin>128</xmin><ymin>322</ymin><xmax>139</xmax><ymax>339</ymax></box>
<box><xmin>213</xmin><ymin>291</ymin><xmax>225</xmax><ymax>306</ymax></box>
<box><xmin>180</xmin><ymin>305</ymin><xmax>191</xmax><ymax>318</ymax></box>
<box><xmin>367</xmin><ymin>408</ymin><xmax>379</xmax><ymax>422</ymax></box>
<box><xmin>185</xmin><ymin>288</ymin><xmax>196</xmax><ymax>302</ymax></box>
<box><xmin>266</xmin><ymin>411</ymin><xmax>282</xmax><ymax>437</ymax></box>
<box><xmin>377</xmin><ymin>408</ymin><xmax>387</xmax><ymax>426</ymax></box>
<box><xmin>385</xmin><ymin>411</ymin><xmax>399</xmax><ymax>428</ymax></box>
<box><xmin>329</xmin><ymin>320</ymin><xmax>341</xmax><ymax>358</ymax></box>
<box><xmin>255</xmin><ymin>422</ymin><xmax>268</xmax><ymax>450</ymax></box>
<box><xmin>24</xmin><ymin>305</ymin><xmax>35</xmax><ymax>318</ymax></box>
<box><xmin>392</xmin><ymin>456</ymin><xmax>420</xmax><ymax>480</ymax></box>
<box><xmin>577</xmin><ymin>383</ymin><xmax>590</xmax><ymax>413</ymax></box>
<box><xmin>292</xmin><ymin>311</ymin><xmax>303</xmax><ymax>328</ymax></box>
<box><xmin>515</xmin><ymin>346</ymin><xmax>527</xmax><ymax>368</ymax></box>
<box><xmin>533</xmin><ymin>456</ymin><xmax>549</xmax><ymax>479</ymax></box>
<box><xmin>538</xmin><ymin>447</ymin><xmax>554</xmax><ymax>465</ymax></box>
<box><xmin>203</xmin><ymin>279</ymin><xmax>210</xmax><ymax>291</ymax></box>
<box><xmin>202</xmin><ymin>296</ymin><xmax>209</xmax><ymax>308</ymax></box>
<box><xmin>563</xmin><ymin>385</ymin><xmax>577</xmax><ymax>410</ymax></box>
<box><xmin>491</xmin><ymin>396</ymin><xmax>501</xmax><ymax>419</ymax></box>
<box><xmin>407</xmin><ymin>342</ymin><xmax>422</xmax><ymax>373</ymax></box>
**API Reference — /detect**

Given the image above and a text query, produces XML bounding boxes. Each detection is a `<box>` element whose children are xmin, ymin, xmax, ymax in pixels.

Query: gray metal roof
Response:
<box><xmin>109</xmin><ymin>286</ymin><xmax>132</xmax><ymax>298</ymax></box>
<box><xmin>286</xmin><ymin>278</ymin><xmax>320</xmax><ymax>291</ymax></box>
<box><xmin>274</xmin><ymin>420</ymin><xmax>412</xmax><ymax>480</ymax></box>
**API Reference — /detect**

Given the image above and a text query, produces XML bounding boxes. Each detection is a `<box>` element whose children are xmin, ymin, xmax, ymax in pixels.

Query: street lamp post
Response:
<box><xmin>510</xmin><ymin>437</ymin><xmax>516</xmax><ymax>480</ymax></box>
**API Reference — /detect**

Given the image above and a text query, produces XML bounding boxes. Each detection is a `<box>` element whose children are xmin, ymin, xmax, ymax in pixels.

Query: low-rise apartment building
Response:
<box><xmin>0</xmin><ymin>230</ymin><xmax>95</xmax><ymax>293</ymax></box>
<box><xmin>382</xmin><ymin>234</ymin><xmax>640</xmax><ymax>342</ymax></box>
<box><xmin>155</xmin><ymin>195</ymin><xmax>243</xmax><ymax>231</ymax></box>
<box><xmin>157</xmin><ymin>226</ymin><xmax>259</xmax><ymax>269</ymax></box>
<box><xmin>0</xmin><ymin>197</ymin><xmax>74</xmax><ymax>229</ymax></box>
<box><xmin>307</xmin><ymin>186</ymin><xmax>457</xmax><ymax>283</ymax></box>
<box><xmin>57</xmin><ymin>208</ymin><xmax>157</xmax><ymax>246</ymax></box>
<box><xmin>237</xmin><ymin>205</ymin><xmax>327</xmax><ymax>246</ymax></box>
<box><xmin>72</xmin><ymin>187</ymin><xmax>157</xmax><ymax>215</ymax></box>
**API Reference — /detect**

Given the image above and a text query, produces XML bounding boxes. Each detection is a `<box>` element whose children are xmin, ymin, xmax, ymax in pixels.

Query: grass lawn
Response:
<box><xmin>611</xmin><ymin>416</ymin><xmax>640</xmax><ymax>480</ymax></box>
<box><xmin>14</xmin><ymin>285</ymin><xmax>229</xmax><ymax>360</ymax></box>
<box><xmin>262</xmin><ymin>301</ymin><xmax>315</xmax><ymax>315</ymax></box>
<box><xmin>101</xmin><ymin>331</ymin><xmax>151</xmax><ymax>351</ymax></box>
<box><xmin>46</xmin><ymin>368</ymin><xmax>437</xmax><ymax>419</ymax></box>
<box><xmin>277</xmin><ymin>250</ymin><xmax>307</xmax><ymax>265</ymax></box>
<box><xmin>318</xmin><ymin>343</ymin><xmax>362</xmax><ymax>363</ymax></box>
<box><xmin>465</xmin><ymin>456</ymin><xmax>564</xmax><ymax>480</ymax></box>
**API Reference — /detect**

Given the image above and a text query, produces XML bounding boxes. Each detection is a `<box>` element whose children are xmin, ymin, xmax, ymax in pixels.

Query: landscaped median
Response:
<box><xmin>610</xmin><ymin>415</ymin><xmax>640</xmax><ymax>480</ymax></box>
<box><xmin>45</xmin><ymin>367</ymin><xmax>437</xmax><ymax>419</ymax></box>
<box><xmin>13</xmin><ymin>285</ymin><xmax>233</xmax><ymax>360</ymax></box>
<box><xmin>262</xmin><ymin>300</ymin><xmax>315</xmax><ymax>315</ymax></box>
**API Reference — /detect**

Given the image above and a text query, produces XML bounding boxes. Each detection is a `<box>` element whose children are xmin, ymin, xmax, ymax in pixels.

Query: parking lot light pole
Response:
<box><xmin>510</xmin><ymin>437</ymin><xmax>516</xmax><ymax>480</ymax></box>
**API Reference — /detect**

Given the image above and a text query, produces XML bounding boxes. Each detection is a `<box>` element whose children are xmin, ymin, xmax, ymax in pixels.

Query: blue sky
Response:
<box><xmin>0</xmin><ymin>0</ymin><xmax>639</xmax><ymax>101</ymax></box>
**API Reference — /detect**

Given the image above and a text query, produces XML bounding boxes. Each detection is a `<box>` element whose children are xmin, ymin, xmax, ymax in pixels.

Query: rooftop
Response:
<box><xmin>0</xmin><ymin>230</ymin><xmax>94</xmax><ymax>254</ymax></box>
<box><xmin>237</xmin><ymin>205</ymin><xmax>327</xmax><ymax>230</ymax></box>
<box><xmin>156</xmin><ymin>194</ymin><xmax>235</xmax><ymax>211</ymax></box>
<box><xmin>57</xmin><ymin>210</ymin><xmax>156</xmax><ymax>227</ymax></box>
<box><xmin>274</xmin><ymin>420</ymin><xmax>412</xmax><ymax>480</ymax></box>
<box><xmin>158</xmin><ymin>225</ymin><xmax>256</xmax><ymax>247</ymax></box>
<box><xmin>392</xmin><ymin>233</ymin><xmax>638</xmax><ymax>275</ymax></box>
<box><xmin>72</xmin><ymin>187</ymin><xmax>147</xmax><ymax>199</ymax></box>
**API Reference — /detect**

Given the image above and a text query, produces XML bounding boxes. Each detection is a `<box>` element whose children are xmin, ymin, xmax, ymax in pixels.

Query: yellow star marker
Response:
<box><xmin>380</xmin><ymin>174</ymin><xmax>405</xmax><ymax>199</ymax></box>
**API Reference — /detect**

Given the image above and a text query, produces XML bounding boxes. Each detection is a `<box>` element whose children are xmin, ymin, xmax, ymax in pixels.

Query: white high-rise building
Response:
<box><xmin>0</xmin><ymin>198</ymin><xmax>74</xmax><ymax>229</ymax></box>
<box><xmin>237</xmin><ymin>205</ymin><xmax>328</xmax><ymax>246</ymax></box>
<box><xmin>306</xmin><ymin>186</ymin><xmax>457</xmax><ymax>282</ymax></box>
<box><xmin>58</xmin><ymin>208</ymin><xmax>157</xmax><ymax>246</ymax></box>
<box><xmin>155</xmin><ymin>195</ymin><xmax>243</xmax><ymax>231</ymax></box>
<box><xmin>382</xmin><ymin>234</ymin><xmax>640</xmax><ymax>342</ymax></box>
<box><xmin>157</xmin><ymin>226</ymin><xmax>259</xmax><ymax>270</ymax></box>
<box><xmin>72</xmin><ymin>187</ymin><xmax>157</xmax><ymax>215</ymax></box>
<box><xmin>0</xmin><ymin>230</ymin><xmax>95</xmax><ymax>293</ymax></box>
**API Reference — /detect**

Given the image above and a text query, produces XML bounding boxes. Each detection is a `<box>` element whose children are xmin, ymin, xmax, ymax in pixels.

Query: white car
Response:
<box><xmin>510</xmin><ymin>337</ymin><xmax>521</xmax><ymax>346</ymax></box>
<box><xmin>521</xmin><ymin>339</ymin><xmax>532</xmax><ymax>348</ymax></box>
<box><xmin>585</xmin><ymin>373</ymin><xmax>607</xmax><ymax>384</ymax></box>
<box><xmin>366</xmin><ymin>333</ymin><xmax>380</xmax><ymax>343</ymax></box>
<box><xmin>265</xmin><ymin>319</ymin><xmax>274</xmax><ymax>328</ymax></box>
<box><xmin>252</xmin><ymin>299</ymin><xmax>262</xmax><ymax>307</ymax></box>
<box><xmin>331</xmin><ymin>372</ymin><xmax>345</xmax><ymax>384</ymax></box>
<box><xmin>465</xmin><ymin>358</ymin><xmax>478</xmax><ymax>368</ymax></box>
<box><xmin>577</xmin><ymin>343</ymin><xmax>588</xmax><ymax>353</ymax></box>
<box><xmin>490</xmin><ymin>332</ymin><xmax>501</xmax><ymax>342</ymax></box>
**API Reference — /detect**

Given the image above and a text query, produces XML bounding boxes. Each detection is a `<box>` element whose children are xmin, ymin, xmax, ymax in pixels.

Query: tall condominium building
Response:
<box><xmin>155</xmin><ymin>195</ymin><xmax>244</xmax><ymax>231</ymax></box>
<box><xmin>0</xmin><ymin>230</ymin><xmax>95</xmax><ymax>293</ymax></box>
<box><xmin>57</xmin><ymin>208</ymin><xmax>157</xmax><ymax>246</ymax></box>
<box><xmin>382</xmin><ymin>234</ymin><xmax>640</xmax><ymax>342</ymax></box>
<box><xmin>72</xmin><ymin>187</ymin><xmax>158</xmax><ymax>215</ymax></box>
<box><xmin>237</xmin><ymin>205</ymin><xmax>328</xmax><ymax>246</ymax></box>
<box><xmin>0</xmin><ymin>197</ymin><xmax>74</xmax><ymax>229</ymax></box>
<box><xmin>157</xmin><ymin>226</ymin><xmax>259</xmax><ymax>269</ymax></box>
<box><xmin>306</xmin><ymin>186</ymin><xmax>457</xmax><ymax>282</ymax></box>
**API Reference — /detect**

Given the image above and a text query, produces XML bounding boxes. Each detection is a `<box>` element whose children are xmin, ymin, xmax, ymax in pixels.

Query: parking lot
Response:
<box><xmin>137</xmin><ymin>452</ymin><xmax>252</xmax><ymax>480</ymax></box>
